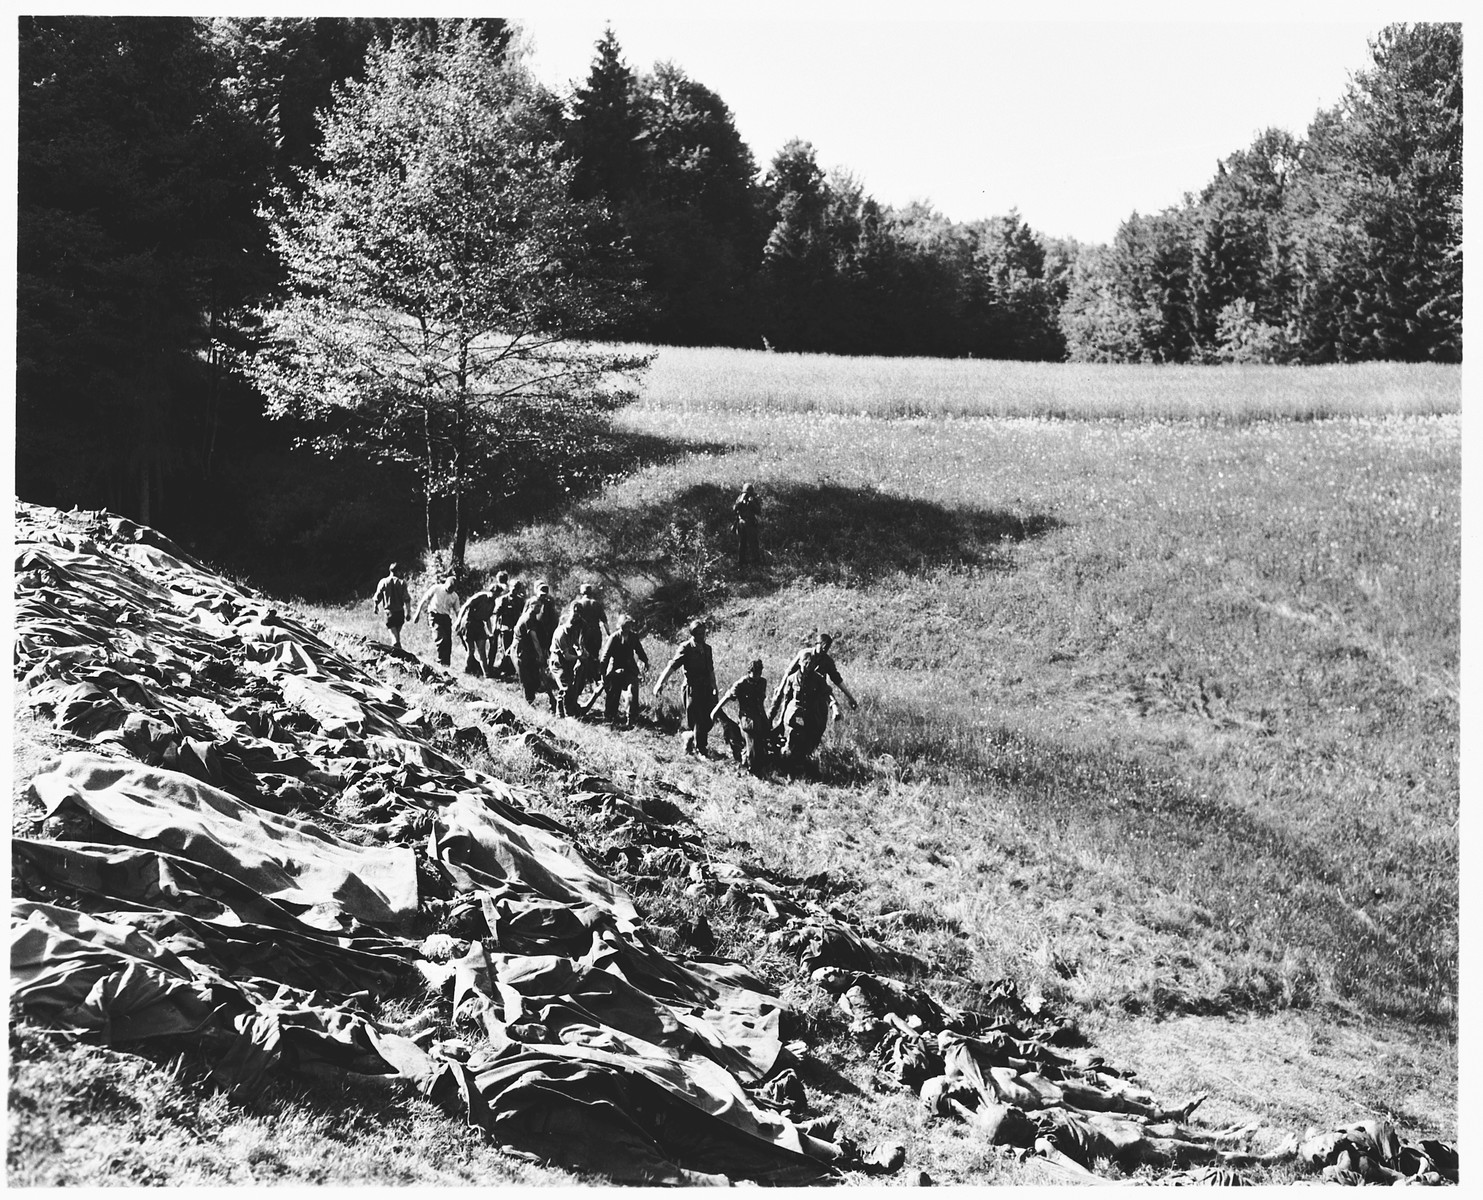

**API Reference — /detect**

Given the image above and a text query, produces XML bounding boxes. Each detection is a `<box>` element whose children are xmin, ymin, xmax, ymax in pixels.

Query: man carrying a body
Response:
<box><xmin>713</xmin><ymin>657</ymin><xmax>772</xmax><ymax>775</ymax></box>
<box><xmin>456</xmin><ymin>584</ymin><xmax>499</xmax><ymax>676</ymax></box>
<box><xmin>548</xmin><ymin>604</ymin><xmax>591</xmax><ymax>718</ymax></box>
<box><xmin>769</xmin><ymin>632</ymin><xmax>858</xmax><ymax>760</ymax></box>
<box><xmin>654</xmin><ymin>620</ymin><xmax>719</xmax><ymax>756</ymax></box>
<box><xmin>489</xmin><ymin>579</ymin><xmax>526</xmax><ymax>679</ymax></box>
<box><xmin>600</xmin><ymin>614</ymin><xmax>649</xmax><ymax>726</ymax></box>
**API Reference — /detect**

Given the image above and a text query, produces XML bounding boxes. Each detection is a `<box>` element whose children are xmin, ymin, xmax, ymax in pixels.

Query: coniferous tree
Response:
<box><xmin>566</xmin><ymin>26</ymin><xmax>647</xmax><ymax>204</ymax></box>
<box><xmin>1189</xmin><ymin>129</ymin><xmax>1300</xmax><ymax>357</ymax></box>
<box><xmin>17</xmin><ymin>17</ymin><xmax>275</xmax><ymax>523</ymax></box>
<box><xmin>1287</xmin><ymin>22</ymin><xmax>1461</xmax><ymax>362</ymax></box>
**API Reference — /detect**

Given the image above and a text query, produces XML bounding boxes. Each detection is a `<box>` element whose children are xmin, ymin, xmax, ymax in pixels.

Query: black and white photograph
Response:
<box><xmin>9</xmin><ymin>5</ymin><xmax>1461</xmax><ymax>1186</ymax></box>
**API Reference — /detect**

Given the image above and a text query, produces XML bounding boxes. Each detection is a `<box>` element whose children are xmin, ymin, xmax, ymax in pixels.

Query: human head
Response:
<box><xmin>496</xmin><ymin>570</ymin><xmax>509</xmax><ymax>585</ymax></box>
<box><xmin>579</xmin><ymin>583</ymin><xmax>596</xmax><ymax>597</ymax></box>
<box><xmin>749</xmin><ymin>658</ymin><xmax>763</xmax><ymax>676</ymax></box>
<box><xmin>743</xmin><ymin>483</ymin><xmax>754</xmax><ymax>495</ymax></box>
<box><xmin>620</xmin><ymin>614</ymin><xmax>634</xmax><ymax>630</ymax></box>
<box><xmin>536</xmin><ymin>580</ymin><xmax>550</xmax><ymax>595</ymax></box>
<box><xmin>388</xmin><ymin>562</ymin><xmax>399</xmax><ymax>575</ymax></box>
<box><xmin>817</xmin><ymin>632</ymin><xmax>833</xmax><ymax>650</ymax></box>
<box><xmin>512</xmin><ymin>580</ymin><xmax>526</xmax><ymax>594</ymax></box>
<box><xmin>689</xmin><ymin>619</ymin><xmax>708</xmax><ymax>641</ymax></box>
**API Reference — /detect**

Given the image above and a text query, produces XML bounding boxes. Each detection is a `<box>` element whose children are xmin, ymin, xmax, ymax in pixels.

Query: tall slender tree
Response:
<box><xmin>566</xmin><ymin>26</ymin><xmax>646</xmax><ymax>204</ymax></box>
<box><xmin>252</xmin><ymin>24</ymin><xmax>648</xmax><ymax>566</ymax></box>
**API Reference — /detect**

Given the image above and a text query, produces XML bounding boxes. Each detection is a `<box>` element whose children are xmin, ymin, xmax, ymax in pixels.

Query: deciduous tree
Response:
<box><xmin>252</xmin><ymin>25</ymin><xmax>648</xmax><ymax>566</ymax></box>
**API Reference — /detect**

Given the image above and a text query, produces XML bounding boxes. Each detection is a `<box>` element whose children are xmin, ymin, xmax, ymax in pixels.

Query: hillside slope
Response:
<box><xmin>10</xmin><ymin>500</ymin><xmax>1459</xmax><ymax>1186</ymax></box>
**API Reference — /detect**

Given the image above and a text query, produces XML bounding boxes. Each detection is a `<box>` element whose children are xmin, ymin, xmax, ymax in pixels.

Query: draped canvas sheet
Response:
<box><xmin>10</xmin><ymin>502</ymin><xmax>840</xmax><ymax>1184</ymax></box>
<box><xmin>32</xmin><ymin>752</ymin><xmax>421</xmax><ymax>933</ymax></box>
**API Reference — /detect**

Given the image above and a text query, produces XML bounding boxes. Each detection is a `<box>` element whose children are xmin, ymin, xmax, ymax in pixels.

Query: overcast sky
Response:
<box><xmin>515</xmin><ymin>5</ymin><xmax>1385</xmax><ymax>245</ymax></box>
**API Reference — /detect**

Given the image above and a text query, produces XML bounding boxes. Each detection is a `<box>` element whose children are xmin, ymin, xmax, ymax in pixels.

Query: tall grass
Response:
<box><xmin>630</xmin><ymin>345</ymin><xmax>1460</xmax><ymax>422</ymax></box>
<box><xmin>454</xmin><ymin>383</ymin><xmax>1458</xmax><ymax>1029</ymax></box>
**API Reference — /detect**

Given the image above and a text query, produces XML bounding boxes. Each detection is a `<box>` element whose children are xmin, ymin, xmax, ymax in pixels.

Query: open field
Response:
<box><xmin>11</xmin><ymin>351</ymin><xmax>1459</xmax><ymax>1183</ymax></box>
<box><xmin>632</xmin><ymin>345</ymin><xmax>1462</xmax><ymax>422</ymax></box>
<box><xmin>463</xmin><ymin>353</ymin><xmax>1459</xmax><ymax>1032</ymax></box>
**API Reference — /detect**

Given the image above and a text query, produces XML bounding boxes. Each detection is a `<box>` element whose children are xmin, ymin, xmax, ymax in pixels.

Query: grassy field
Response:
<box><xmin>328</xmin><ymin>350</ymin><xmax>1457</xmax><ymax>1143</ymax></box>
<box><xmin>454</xmin><ymin>352</ymin><xmax>1459</xmax><ymax>1028</ymax></box>
<box><xmin>630</xmin><ymin>344</ymin><xmax>1461</xmax><ymax>421</ymax></box>
<box><xmin>13</xmin><ymin>349</ymin><xmax>1459</xmax><ymax>1182</ymax></box>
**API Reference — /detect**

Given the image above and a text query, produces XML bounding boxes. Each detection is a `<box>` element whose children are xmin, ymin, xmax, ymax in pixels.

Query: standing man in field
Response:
<box><xmin>654</xmin><ymin>620</ymin><xmax>719</xmax><ymax>756</ymax></box>
<box><xmin>412</xmin><ymin>572</ymin><xmax>461</xmax><ymax>668</ymax></box>
<box><xmin>490</xmin><ymin>579</ymin><xmax>526</xmax><ymax>678</ymax></box>
<box><xmin>572</xmin><ymin>583</ymin><xmax>610</xmax><ymax>662</ymax></box>
<box><xmin>712</xmin><ymin>657</ymin><xmax>772</xmax><ymax>775</ymax></box>
<box><xmin>512</xmin><ymin>588</ymin><xmax>558</xmax><ymax>711</ymax></box>
<box><xmin>455</xmin><ymin>584</ymin><xmax>498</xmax><ymax>676</ymax></box>
<box><xmin>372</xmin><ymin>562</ymin><xmax>411</xmax><ymax>653</ymax></box>
<box><xmin>769</xmin><ymin>632</ymin><xmax>857</xmax><ymax>762</ymax></box>
<box><xmin>600</xmin><ymin>614</ymin><xmax>649</xmax><ymax>726</ymax></box>
<box><xmin>733</xmin><ymin>483</ymin><xmax>761</xmax><ymax>569</ymax></box>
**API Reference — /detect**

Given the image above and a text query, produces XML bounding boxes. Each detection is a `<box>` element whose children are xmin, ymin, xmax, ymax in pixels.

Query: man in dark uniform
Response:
<box><xmin>653</xmin><ymin>620</ymin><xmax>719</xmax><ymax>756</ymax></box>
<box><xmin>528</xmin><ymin>580</ymin><xmax>559</xmax><ymax>660</ymax></box>
<box><xmin>769</xmin><ymin>632</ymin><xmax>858</xmax><ymax>761</ymax></box>
<box><xmin>372</xmin><ymin>563</ymin><xmax>411</xmax><ymax>652</ymax></box>
<box><xmin>599</xmin><ymin>614</ymin><xmax>649</xmax><ymax>725</ymax></box>
<box><xmin>733</xmin><ymin>483</ymin><xmax>761</xmax><ymax>568</ymax></box>
<box><xmin>455</xmin><ymin>585</ymin><xmax>498</xmax><ymax>676</ymax></box>
<box><xmin>512</xmin><ymin>587</ymin><xmax>557</xmax><ymax>710</ymax></box>
<box><xmin>548</xmin><ymin>606</ymin><xmax>589</xmax><ymax>718</ymax></box>
<box><xmin>490</xmin><ymin>580</ymin><xmax>526</xmax><ymax>678</ymax></box>
<box><xmin>571</xmin><ymin>583</ymin><xmax>609</xmax><ymax>663</ymax></box>
<box><xmin>712</xmin><ymin>658</ymin><xmax>772</xmax><ymax>775</ymax></box>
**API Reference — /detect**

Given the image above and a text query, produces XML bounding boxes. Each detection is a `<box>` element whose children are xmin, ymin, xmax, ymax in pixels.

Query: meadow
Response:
<box><xmin>349</xmin><ymin>346</ymin><xmax>1460</xmax><ymax>1153</ymax></box>
<box><xmin>14</xmin><ymin>349</ymin><xmax>1456</xmax><ymax>1184</ymax></box>
<box><xmin>458</xmin><ymin>353</ymin><xmax>1459</xmax><ymax>1036</ymax></box>
<box><xmin>630</xmin><ymin>345</ymin><xmax>1461</xmax><ymax>421</ymax></box>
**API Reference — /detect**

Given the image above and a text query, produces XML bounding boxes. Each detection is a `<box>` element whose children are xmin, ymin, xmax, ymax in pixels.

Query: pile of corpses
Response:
<box><xmin>10</xmin><ymin>502</ymin><xmax>1456</xmax><ymax>1186</ymax></box>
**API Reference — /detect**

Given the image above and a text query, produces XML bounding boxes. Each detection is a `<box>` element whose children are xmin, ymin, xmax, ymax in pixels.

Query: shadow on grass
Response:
<box><xmin>494</xmin><ymin>428</ymin><xmax>740</xmax><ymax>532</ymax></box>
<box><xmin>565</xmin><ymin>479</ymin><xmax>1061</xmax><ymax>636</ymax></box>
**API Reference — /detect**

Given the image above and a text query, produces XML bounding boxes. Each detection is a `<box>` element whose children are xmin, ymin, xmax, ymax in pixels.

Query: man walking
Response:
<box><xmin>713</xmin><ymin>657</ymin><xmax>772</xmax><ymax>775</ymax></box>
<box><xmin>548</xmin><ymin>604</ymin><xmax>589</xmax><ymax>718</ymax></box>
<box><xmin>412</xmin><ymin>572</ymin><xmax>461</xmax><ymax>668</ymax></box>
<box><xmin>572</xmin><ymin>583</ymin><xmax>609</xmax><ymax>653</ymax></box>
<box><xmin>654</xmin><ymin>620</ymin><xmax>719</xmax><ymax>756</ymax></box>
<box><xmin>600</xmin><ymin>615</ymin><xmax>649</xmax><ymax>726</ymax></box>
<box><xmin>512</xmin><ymin>591</ymin><xmax>558</xmax><ymax>711</ymax></box>
<box><xmin>490</xmin><ymin>580</ymin><xmax>526</xmax><ymax>678</ymax></box>
<box><xmin>455</xmin><ymin>585</ymin><xmax>498</xmax><ymax>676</ymax></box>
<box><xmin>372</xmin><ymin>562</ymin><xmax>411</xmax><ymax>652</ymax></box>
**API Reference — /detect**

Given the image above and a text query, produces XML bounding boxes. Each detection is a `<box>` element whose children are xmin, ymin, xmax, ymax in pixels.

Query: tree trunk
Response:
<box><xmin>422</xmin><ymin>402</ymin><xmax>437</xmax><ymax>554</ymax></box>
<box><xmin>449</xmin><ymin>353</ymin><xmax>469</xmax><ymax>569</ymax></box>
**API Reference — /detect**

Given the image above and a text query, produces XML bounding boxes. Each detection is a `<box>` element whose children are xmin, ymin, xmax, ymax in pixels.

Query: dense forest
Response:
<box><xmin>15</xmin><ymin>18</ymin><xmax>1462</xmax><ymax>588</ymax></box>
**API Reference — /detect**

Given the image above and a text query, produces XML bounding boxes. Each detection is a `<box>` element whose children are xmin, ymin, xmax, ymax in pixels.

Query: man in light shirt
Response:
<box><xmin>412</xmin><ymin>573</ymin><xmax>461</xmax><ymax>667</ymax></box>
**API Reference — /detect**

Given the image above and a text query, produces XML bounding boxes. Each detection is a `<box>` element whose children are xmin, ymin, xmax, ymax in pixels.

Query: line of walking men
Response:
<box><xmin>373</xmin><ymin>562</ymin><xmax>856</xmax><ymax>776</ymax></box>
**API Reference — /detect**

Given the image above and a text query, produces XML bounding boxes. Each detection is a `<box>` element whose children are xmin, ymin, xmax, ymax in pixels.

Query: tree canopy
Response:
<box><xmin>251</xmin><ymin>24</ymin><xmax>649</xmax><ymax>565</ymax></box>
<box><xmin>14</xmin><ymin>18</ymin><xmax>1463</xmax><ymax>573</ymax></box>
